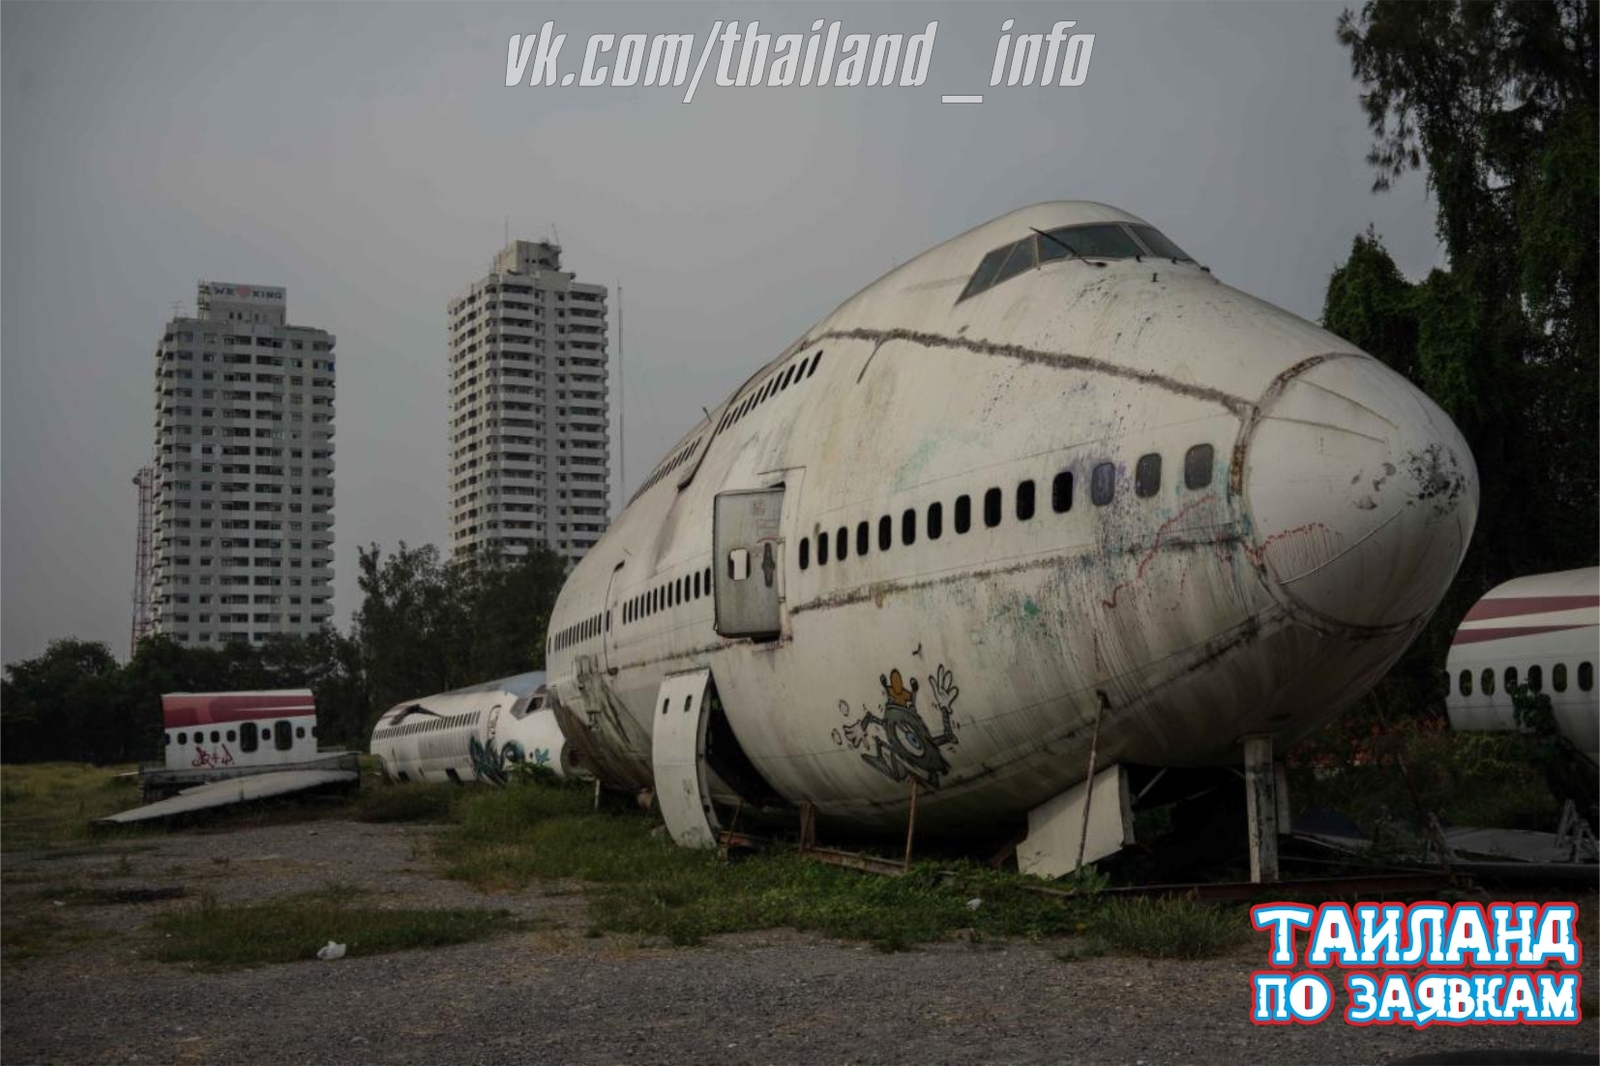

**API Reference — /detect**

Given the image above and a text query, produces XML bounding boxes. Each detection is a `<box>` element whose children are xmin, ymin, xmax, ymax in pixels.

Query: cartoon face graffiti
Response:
<box><xmin>832</xmin><ymin>665</ymin><xmax>961</xmax><ymax>789</ymax></box>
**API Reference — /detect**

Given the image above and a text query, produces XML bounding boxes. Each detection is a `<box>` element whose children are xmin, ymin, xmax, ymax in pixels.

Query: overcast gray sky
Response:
<box><xmin>1</xmin><ymin>1</ymin><xmax>1442</xmax><ymax>663</ymax></box>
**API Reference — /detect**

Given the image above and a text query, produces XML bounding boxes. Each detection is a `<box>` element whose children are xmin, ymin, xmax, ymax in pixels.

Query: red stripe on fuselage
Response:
<box><xmin>162</xmin><ymin>695</ymin><xmax>314</xmax><ymax>728</ymax></box>
<box><xmin>1463</xmin><ymin>595</ymin><xmax>1600</xmax><ymax>622</ymax></box>
<box><xmin>1450</xmin><ymin>623</ymin><xmax>1595</xmax><ymax>646</ymax></box>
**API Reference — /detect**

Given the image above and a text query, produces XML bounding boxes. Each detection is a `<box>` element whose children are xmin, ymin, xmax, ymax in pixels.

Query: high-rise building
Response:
<box><xmin>448</xmin><ymin>239</ymin><xmax>610</xmax><ymax>566</ymax></box>
<box><xmin>146</xmin><ymin>282</ymin><xmax>336</xmax><ymax>647</ymax></box>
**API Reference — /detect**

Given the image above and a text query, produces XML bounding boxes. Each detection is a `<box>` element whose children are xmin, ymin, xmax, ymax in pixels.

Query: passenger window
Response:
<box><xmin>856</xmin><ymin>522</ymin><xmax>869</xmax><ymax>556</ymax></box>
<box><xmin>1504</xmin><ymin>666</ymin><xmax>1517</xmax><ymax>691</ymax></box>
<box><xmin>781</xmin><ymin>366</ymin><xmax>795</xmax><ymax>389</ymax></box>
<box><xmin>1580</xmin><ymin>662</ymin><xmax>1594</xmax><ymax>691</ymax></box>
<box><xmin>178</xmin><ymin>732</ymin><xmax>188</xmax><ymax>745</ymax></box>
<box><xmin>705</xmin><ymin>567</ymin><xmax>712</xmax><ymax>593</ymax></box>
<box><xmin>959</xmin><ymin>246</ymin><xmax>1012</xmax><ymax>301</ymax></box>
<box><xmin>984</xmin><ymin>488</ymin><xmax>1002</xmax><ymax>528</ymax></box>
<box><xmin>210</xmin><ymin>730</ymin><xmax>220</xmax><ymax>743</ymax></box>
<box><xmin>1184</xmin><ymin>444</ymin><xmax>1203</xmax><ymax>489</ymax></box>
<box><xmin>1091</xmin><ymin>463</ymin><xmax>1116</xmax><ymax>506</ymax></box>
<box><xmin>879</xmin><ymin>515</ymin><xmax>892</xmax><ymax>552</ymax></box>
<box><xmin>902</xmin><ymin>509</ymin><xmax>916</xmax><ymax>546</ymax></box>
<box><xmin>927</xmin><ymin>502</ymin><xmax>943</xmax><ymax>540</ymax></box>
<box><xmin>1052</xmin><ymin>471</ymin><xmax>1073</xmax><ymax>513</ymax></box>
<box><xmin>797</xmin><ymin>537</ymin><xmax>810</xmax><ymax>570</ymax></box>
<box><xmin>955</xmin><ymin>495</ymin><xmax>971</xmax><ymax>534</ymax></box>
<box><xmin>836</xmin><ymin>527</ymin><xmax>849</xmax><ymax>561</ymax></box>
<box><xmin>274</xmin><ymin>720</ymin><xmax>293</xmax><ymax>751</ymax></box>
<box><xmin>1135</xmin><ymin>454</ymin><xmax>1161</xmax><ymax>498</ymax></box>
<box><xmin>818</xmin><ymin>531</ymin><xmax>830</xmax><ymax>566</ymax></box>
<box><xmin>1483</xmin><ymin>669</ymin><xmax>1497</xmax><ymax>696</ymax></box>
<box><xmin>1017</xmin><ymin>480</ymin><xmax>1035</xmax><ymax>521</ymax></box>
<box><xmin>1528</xmin><ymin>664</ymin><xmax>1543</xmax><ymax>692</ymax></box>
<box><xmin>807</xmin><ymin>350</ymin><xmax>823</xmax><ymax>377</ymax></box>
<box><xmin>296</xmin><ymin>726</ymin><xmax>306</xmax><ymax>739</ymax></box>
<box><xmin>1458</xmin><ymin>670</ymin><xmax>1472</xmax><ymax>697</ymax></box>
<box><xmin>1553</xmin><ymin>663</ymin><xmax>1568</xmax><ymax>692</ymax></box>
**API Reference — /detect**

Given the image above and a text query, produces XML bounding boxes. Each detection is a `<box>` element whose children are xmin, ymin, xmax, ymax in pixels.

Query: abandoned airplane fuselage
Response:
<box><xmin>543</xmin><ymin>201</ymin><xmax>1479</xmax><ymax>862</ymax></box>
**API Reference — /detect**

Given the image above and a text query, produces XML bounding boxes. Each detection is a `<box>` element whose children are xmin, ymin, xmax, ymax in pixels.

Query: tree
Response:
<box><xmin>1322</xmin><ymin>0</ymin><xmax>1598</xmax><ymax>718</ymax></box>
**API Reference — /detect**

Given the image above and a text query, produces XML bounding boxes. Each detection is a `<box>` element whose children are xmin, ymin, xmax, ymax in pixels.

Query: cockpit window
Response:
<box><xmin>959</xmin><ymin>246</ymin><xmax>1013</xmax><ymax>302</ymax></box>
<box><xmin>992</xmin><ymin>239</ymin><xmax>1037</xmax><ymax>285</ymax></box>
<box><xmin>959</xmin><ymin>221</ymin><xmax>1194</xmax><ymax>303</ymax></box>
<box><xmin>1038</xmin><ymin>224</ymin><xmax>1145</xmax><ymax>262</ymax></box>
<box><xmin>1129</xmin><ymin>224</ymin><xmax>1191</xmax><ymax>262</ymax></box>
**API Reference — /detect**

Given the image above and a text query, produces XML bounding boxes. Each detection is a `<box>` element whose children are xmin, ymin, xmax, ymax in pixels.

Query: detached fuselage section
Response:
<box><xmin>369</xmin><ymin>672</ymin><xmax>577</xmax><ymax>784</ymax></box>
<box><xmin>543</xmin><ymin>202</ymin><xmax>1478</xmax><ymax>861</ymax></box>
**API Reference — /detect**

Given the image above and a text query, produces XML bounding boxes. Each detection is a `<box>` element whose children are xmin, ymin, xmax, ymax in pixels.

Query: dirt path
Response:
<box><xmin>3</xmin><ymin>820</ymin><xmax>1595</xmax><ymax>1065</ymax></box>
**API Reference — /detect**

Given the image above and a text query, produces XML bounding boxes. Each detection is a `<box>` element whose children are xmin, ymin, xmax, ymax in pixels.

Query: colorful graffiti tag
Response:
<box><xmin>832</xmin><ymin>665</ymin><xmax>961</xmax><ymax>788</ymax></box>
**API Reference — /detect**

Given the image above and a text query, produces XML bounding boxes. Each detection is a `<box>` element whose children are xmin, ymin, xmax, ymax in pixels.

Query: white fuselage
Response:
<box><xmin>369</xmin><ymin>672</ymin><xmax>575</xmax><ymax>784</ymax></box>
<box><xmin>1446</xmin><ymin>568</ymin><xmax>1599</xmax><ymax>762</ymax></box>
<box><xmin>545</xmin><ymin>201</ymin><xmax>1478</xmax><ymax>834</ymax></box>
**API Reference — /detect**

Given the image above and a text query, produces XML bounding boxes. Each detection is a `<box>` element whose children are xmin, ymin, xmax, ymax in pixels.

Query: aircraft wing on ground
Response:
<box><xmin>97</xmin><ymin>768</ymin><xmax>357</xmax><ymax>824</ymax></box>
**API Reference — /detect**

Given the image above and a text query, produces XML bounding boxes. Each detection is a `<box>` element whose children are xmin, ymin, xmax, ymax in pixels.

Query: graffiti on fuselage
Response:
<box><xmin>467</xmin><ymin>736</ymin><xmax>528</xmax><ymax>786</ymax></box>
<box><xmin>832</xmin><ymin>665</ymin><xmax>961</xmax><ymax>789</ymax></box>
<box><xmin>191</xmin><ymin>745</ymin><xmax>235</xmax><ymax>769</ymax></box>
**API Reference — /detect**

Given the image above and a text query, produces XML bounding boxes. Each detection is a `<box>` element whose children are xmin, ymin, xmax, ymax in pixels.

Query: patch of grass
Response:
<box><xmin>149</xmin><ymin>890</ymin><xmax>514</xmax><ymax>968</ymax></box>
<box><xmin>1</xmin><ymin>908</ymin><xmax>102</xmax><ymax>961</ymax></box>
<box><xmin>1089</xmin><ymin>896</ymin><xmax>1248</xmax><ymax>959</ymax></box>
<box><xmin>352</xmin><ymin>782</ymin><xmax>461</xmax><ymax>824</ymax></box>
<box><xmin>433</xmin><ymin>780</ymin><xmax>1244</xmax><ymax>956</ymax></box>
<box><xmin>1</xmin><ymin>762</ymin><xmax>144</xmax><ymax>851</ymax></box>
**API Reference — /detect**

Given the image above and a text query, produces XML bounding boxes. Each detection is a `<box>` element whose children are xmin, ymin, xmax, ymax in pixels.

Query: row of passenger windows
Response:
<box><xmin>1451</xmin><ymin>661</ymin><xmax>1594</xmax><ymax>697</ymax></box>
<box><xmin>554</xmin><ymin>610</ymin><xmax>608</xmax><ymax>652</ymax></box>
<box><xmin>166</xmin><ymin>720</ymin><xmax>308</xmax><ymax>752</ymax></box>
<box><xmin>716</xmin><ymin>349</ymin><xmax>823</xmax><ymax>435</ymax></box>
<box><xmin>797</xmin><ymin>444</ymin><xmax>1215</xmax><ymax>571</ymax></box>
<box><xmin>372</xmin><ymin>710</ymin><xmax>480</xmax><ymax>742</ymax></box>
<box><xmin>636</xmin><ymin>434</ymin><xmax>703</xmax><ymax>498</ymax></box>
<box><xmin>624</xmin><ymin>566</ymin><xmax>715</xmax><ymax>626</ymax></box>
<box><xmin>959</xmin><ymin>222</ymin><xmax>1193</xmax><ymax>303</ymax></box>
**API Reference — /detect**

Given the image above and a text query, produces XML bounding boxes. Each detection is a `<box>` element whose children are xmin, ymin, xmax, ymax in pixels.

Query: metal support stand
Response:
<box><xmin>798</xmin><ymin>799</ymin><xmax>816</xmax><ymax>852</ymax></box>
<box><xmin>903</xmin><ymin>780</ymin><xmax>919</xmax><ymax>871</ymax></box>
<box><xmin>1243</xmin><ymin>734</ymin><xmax>1279</xmax><ymax>883</ymax></box>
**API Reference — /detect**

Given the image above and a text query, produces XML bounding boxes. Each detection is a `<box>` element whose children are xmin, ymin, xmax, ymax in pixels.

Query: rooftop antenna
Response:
<box><xmin>551</xmin><ymin>223</ymin><xmax>561</xmax><ymax>248</ymax></box>
<box><xmin>617</xmin><ymin>281</ymin><xmax>625</xmax><ymax>504</ymax></box>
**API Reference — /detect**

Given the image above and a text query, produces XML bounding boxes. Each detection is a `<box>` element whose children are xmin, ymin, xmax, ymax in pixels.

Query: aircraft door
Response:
<box><xmin>651</xmin><ymin>667</ymin><xmax>720</xmax><ymax>848</ymax></box>
<box><xmin>602</xmin><ymin>560</ymin><xmax>624</xmax><ymax>675</ymax></box>
<box><xmin>713</xmin><ymin>488</ymin><xmax>784</xmax><ymax>639</ymax></box>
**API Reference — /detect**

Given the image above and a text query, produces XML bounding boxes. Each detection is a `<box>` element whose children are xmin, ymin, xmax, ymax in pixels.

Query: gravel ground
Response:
<box><xmin>3</xmin><ymin>819</ymin><xmax>1596</xmax><ymax>1065</ymax></box>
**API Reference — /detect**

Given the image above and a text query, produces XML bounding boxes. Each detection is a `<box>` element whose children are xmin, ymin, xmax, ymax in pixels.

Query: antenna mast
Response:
<box><xmin>616</xmin><ymin>282</ymin><xmax>624</xmax><ymax>504</ymax></box>
<box><xmin>130</xmin><ymin>467</ymin><xmax>155</xmax><ymax>657</ymax></box>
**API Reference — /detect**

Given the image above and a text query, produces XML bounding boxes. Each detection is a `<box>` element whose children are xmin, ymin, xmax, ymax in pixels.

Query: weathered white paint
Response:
<box><xmin>1016</xmin><ymin>763</ymin><xmax>1133</xmax><ymax>879</ymax></box>
<box><xmin>101</xmin><ymin>768</ymin><xmax>358</xmax><ymax>824</ymax></box>
<box><xmin>651</xmin><ymin>668</ymin><xmax>719</xmax><ymax>848</ymax></box>
<box><xmin>544</xmin><ymin>201</ymin><xmax>1479</xmax><ymax>855</ymax></box>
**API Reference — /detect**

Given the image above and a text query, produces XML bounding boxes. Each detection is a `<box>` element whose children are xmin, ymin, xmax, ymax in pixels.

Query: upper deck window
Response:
<box><xmin>1130</xmin><ymin>225</ymin><xmax>1191</xmax><ymax>262</ymax></box>
<box><xmin>959</xmin><ymin>221</ymin><xmax>1195</xmax><ymax>303</ymax></box>
<box><xmin>1038</xmin><ymin>224</ymin><xmax>1144</xmax><ymax>263</ymax></box>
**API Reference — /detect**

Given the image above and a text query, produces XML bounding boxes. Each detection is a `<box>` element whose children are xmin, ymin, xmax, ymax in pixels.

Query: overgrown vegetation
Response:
<box><xmin>149</xmin><ymin>886</ymin><xmax>517</xmax><ymax>968</ymax></box>
<box><xmin>1323</xmin><ymin>0</ymin><xmax>1598</xmax><ymax>723</ymax></box>
<box><xmin>1</xmin><ymin>544</ymin><xmax>569</xmax><ymax>764</ymax></box>
<box><xmin>433</xmin><ymin>779</ymin><xmax>1246</xmax><ymax>956</ymax></box>
<box><xmin>0</xmin><ymin>763</ymin><xmax>145</xmax><ymax>851</ymax></box>
<box><xmin>351</xmin><ymin>781</ymin><xmax>462</xmax><ymax>824</ymax></box>
<box><xmin>1288</xmin><ymin>718</ymin><xmax>1563</xmax><ymax>840</ymax></box>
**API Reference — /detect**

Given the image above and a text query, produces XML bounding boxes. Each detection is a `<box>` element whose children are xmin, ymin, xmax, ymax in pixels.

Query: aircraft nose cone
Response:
<box><xmin>1243</xmin><ymin>355</ymin><xmax>1479</xmax><ymax>633</ymax></box>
